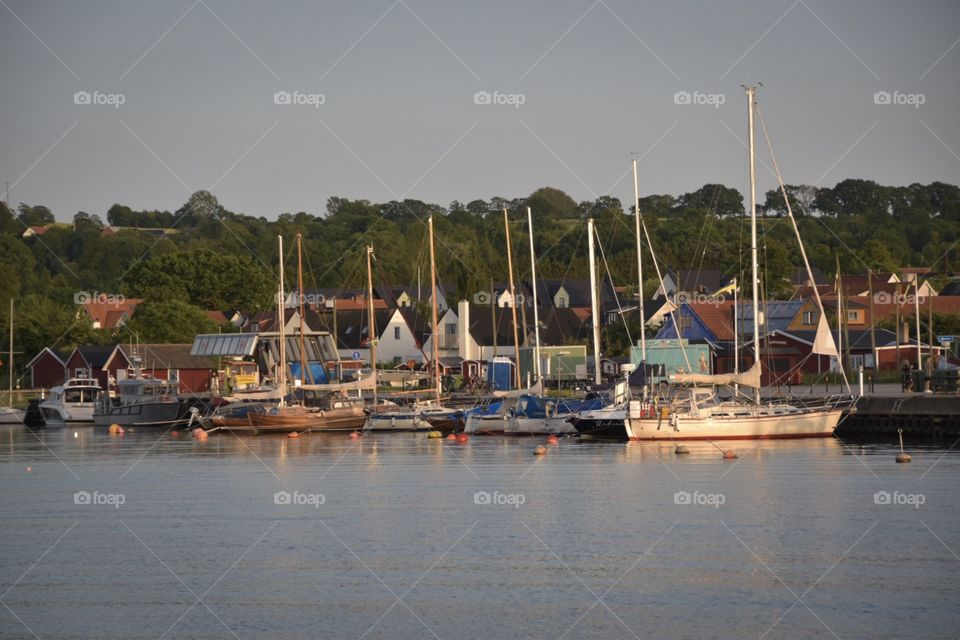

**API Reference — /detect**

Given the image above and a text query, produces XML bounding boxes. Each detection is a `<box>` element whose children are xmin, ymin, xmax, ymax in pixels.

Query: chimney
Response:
<box><xmin>458</xmin><ymin>299</ymin><xmax>470</xmax><ymax>360</ymax></box>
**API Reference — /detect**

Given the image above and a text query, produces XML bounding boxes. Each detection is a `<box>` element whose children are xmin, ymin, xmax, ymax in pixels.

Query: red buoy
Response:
<box><xmin>446</xmin><ymin>433</ymin><xmax>457</xmax><ymax>440</ymax></box>
<box><xmin>288</xmin><ymin>431</ymin><xmax>300</xmax><ymax>438</ymax></box>
<box><xmin>350</xmin><ymin>431</ymin><xmax>361</xmax><ymax>439</ymax></box>
<box><xmin>456</xmin><ymin>434</ymin><xmax>469</xmax><ymax>444</ymax></box>
<box><xmin>546</xmin><ymin>435</ymin><xmax>560</xmax><ymax>445</ymax></box>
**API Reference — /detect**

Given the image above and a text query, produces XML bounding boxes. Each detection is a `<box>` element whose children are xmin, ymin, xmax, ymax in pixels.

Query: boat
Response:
<box><xmin>572</xmin><ymin>86</ymin><xmax>850</xmax><ymax>441</ymax></box>
<box><xmin>0</xmin><ymin>300</ymin><xmax>25</xmax><ymax>424</ymax></box>
<box><xmin>93</xmin><ymin>356</ymin><xmax>187</xmax><ymax>429</ymax></box>
<box><xmin>39</xmin><ymin>378</ymin><xmax>103</xmax><ymax>426</ymax></box>
<box><xmin>504</xmin><ymin>395</ymin><xmax>605</xmax><ymax>436</ymax></box>
<box><xmin>247</xmin><ymin>233</ymin><xmax>372</xmax><ymax>433</ymax></box>
<box><xmin>462</xmin><ymin>399</ymin><xmax>510</xmax><ymax>434</ymax></box>
<box><xmin>0</xmin><ymin>406</ymin><xmax>25</xmax><ymax>425</ymax></box>
<box><xmin>366</xmin><ymin>216</ymin><xmax>453</xmax><ymax>432</ymax></box>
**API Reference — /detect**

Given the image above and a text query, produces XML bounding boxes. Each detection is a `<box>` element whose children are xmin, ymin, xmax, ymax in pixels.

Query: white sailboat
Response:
<box><xmin>1</xmin><ymin>300</ymin><xmax>25</xmax><ymax>424</ymax></box>
<box><xmin>572</xmin><ymin>86</ymin><xmax>850</xmax><ymax>441</ymax></box>
<box><xmin>366</xmin><ymin>216</ymin><xmax>446</xmax><ymax>431</ymax></box>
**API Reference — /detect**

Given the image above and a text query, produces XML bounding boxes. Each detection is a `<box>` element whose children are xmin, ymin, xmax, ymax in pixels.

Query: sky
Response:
<box><xmin>1</xmin><ymin>0</ymin><xmax>958</xmax><ymax>221</ymax></box>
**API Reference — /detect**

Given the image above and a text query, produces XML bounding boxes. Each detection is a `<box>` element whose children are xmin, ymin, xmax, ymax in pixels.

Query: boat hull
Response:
<box><xmin>505</xmin><ymin>415</ymin><xmax>577</xmax><ymax>436</ymax></box>
<box><xmin>93</xmin><ymin>401</ymin><xmax>186</xmax><ymax>429</ymax></box>
<box><xmin>572</xmin><ymin>408</ymin><xmax>842</xmax><ymax>441</ymax></box>
<box><xmin>248</xmin><ymin>407</ymin><xmax>366</xmax><ymax>433</ymax></box>
<box><xmin>0</xmin><ymin>407</ymin><xmax>26</xmax><ymax>425</ymax></box>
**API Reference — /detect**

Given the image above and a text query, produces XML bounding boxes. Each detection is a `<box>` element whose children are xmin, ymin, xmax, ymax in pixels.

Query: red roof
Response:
<box><xmin>687</xmin><ymin>300</ymin><xmax>736</xmax><ymax>341</ymax></box>
<box><xmin>83</xmin><ymin>298</ymin><xmax>143</xmax><ymax>329</ymax></box>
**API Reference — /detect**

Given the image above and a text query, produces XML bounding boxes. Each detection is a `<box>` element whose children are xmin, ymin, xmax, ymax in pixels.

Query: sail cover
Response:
<box><xmin>300</xmin><ymin>374</ymin><xmax>376</xmax><ymax>392</ymax></box>
<box><xmin>812</xmin><ymin>312</ymin><xmax>839</xmax><ymax>356</ymax></box>
<box><xmin>671</xmin><ymin>360</ymin><xmax>762</xmax><ymax>389</ymax></box>
<box><xmin>492</xmin><ymin>380</ymin><xmax>544</xmax><ymax>398</ymax></box>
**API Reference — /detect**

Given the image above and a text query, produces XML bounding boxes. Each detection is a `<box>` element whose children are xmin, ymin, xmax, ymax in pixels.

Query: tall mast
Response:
<box><xmin>527</xmin><ymin>207</ymin><xmax>542</xmax><ymax>382</ymax></box>
<box><xmin>868</xmin><ymin>269</ymin><xmax>877</xmax><ymax>376</ymax></box>
<box><xmin>296</xmin><ymin>232</ymin><xmax>311</xmax><ymax>385</ymax></box>
<box><xmin>632</xmin><ymin>158</ymin><xmax>647</xmax><ymax>362</ymax></box>
<box><xmin>746</xmin><ymin>86</ymin><xmax>761</xmax><ymax>404</ymax></box>
<box><xmin>428</xmin><ymin>216</ymin><xmax>440</xmax><ymax>403</ymax></box>
<box><xmin>277</xmin><ymin>235</ymin><xmax>287</xmax><ymax>407</ymax></box>
<box><xmin>914</xmin><ymin>278</ymin><xmax>922</xmax><ymax>367</ymax></box>
<box><xmin>504</xmin><ymin>208</ymin><xmax>522</xmax><ymax>389</ymax></box>
<box><xmin>367</xmin><ymin>245</ymin><xmax>377</xmax><ymax>403</ymax></box>
<box><xmin>588</xmin><ymin>218</ymin><xmax>601</xmax><ymax>385</ymax></box>
<box><xmin>8</xmin><ymin>299</ymin><xmax>12</xmax><ymax>399</ymax></box>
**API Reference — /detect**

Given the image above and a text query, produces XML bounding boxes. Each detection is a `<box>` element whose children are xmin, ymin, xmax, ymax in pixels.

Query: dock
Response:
<box><xmin>838</xmin><ymin>394</ymin><xmax>960</xmax><ymax>437</ymax></box>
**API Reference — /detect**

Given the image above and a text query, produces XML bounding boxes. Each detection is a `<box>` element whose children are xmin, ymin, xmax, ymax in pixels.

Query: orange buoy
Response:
<box><xmin>534</xmin><ymin>445</ymin><xmax>547</xmax><ymax>456</ymax></box>
<box><xmin>456</xmin><ymin>434</ymin><xmax>469</xmax><ymax>444</ymax></box>
<box><xmin>108</xmin><ymin>423</ymin><xmax>122</xmax><ymax>434</ymax></box>
<box><xmin>195</xmin><ymin>429</ymin><xmax>208</xmax><ymax>441</ymax></box>
<box><xmin>26</xmin><ymin>466</ymin><xmax>31</xmax><ymax>472</ymax></box>
<box><xmin>288</xmin><ymin>431</ymin><xmax>300</xmax><ymax>438</ymax></box>
<box><xmin>546</xmin><ymin>435</ymin><xmax>559</xmax><ymax>445</ymax></box>
<box><xmin>350</xmin><ymin>431</ymin><xmax>361</xmax><ymax>439</ymax></box>
<box><xmin>675</xmin><ymin>445</ymin><xmax>690</xmax><ymax>455</ymax></box>
<box><xmin>446</xmin><ymin>433</ymin><xmax>457</xmax><ymax>440</ymax></box>
<box><xmin>723</xmin><ymin>450</ymin><xmax>738</xmax><ymax>460</ymax></box>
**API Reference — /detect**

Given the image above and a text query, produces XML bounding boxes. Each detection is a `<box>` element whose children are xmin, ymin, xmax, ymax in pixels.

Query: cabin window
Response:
<box><xmin>802</xmin><ymin>311</ymin><xmax>818</xmax><ymax>325</ymax></box>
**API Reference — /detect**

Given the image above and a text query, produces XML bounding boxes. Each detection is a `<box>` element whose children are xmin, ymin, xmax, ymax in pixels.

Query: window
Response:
<box><xmin>677</xmin><ymin>316</ymin><xmax>692</xmax><ymax>330</ymax></box>
<box><xmin>557</xmin><ymin>296</ymin><xmax>567</xmax><ymax>308</ymax></box>
<box><xmin>394</xmin><ymin>326</ymin><xmax>401</xmax><ymax>340</ymax></box>
<box><xmin>847</xmin><ymin>310</ymin><xmax>863</xmax><ymax>324</ymax></box>
<box><xmin>802</xmin><ymin>311</ymin><xmax>818</xmax><ymax>325</ymax></box>
<box><xmin>74</xmin><ymin>367</ymin><xmax>87</xmax><ymax>378</ymax></box>
<box><xmin>167</xmin><ymin>369</ymin><xmax>180</xmax><ymax>383</ymax></box>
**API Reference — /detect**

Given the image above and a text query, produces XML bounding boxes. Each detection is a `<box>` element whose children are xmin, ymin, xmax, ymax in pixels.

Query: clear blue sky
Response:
<box><xmin>1</xmin><ymin>0</ymin><xmax>958</xmax><ymax>221</ymax></box>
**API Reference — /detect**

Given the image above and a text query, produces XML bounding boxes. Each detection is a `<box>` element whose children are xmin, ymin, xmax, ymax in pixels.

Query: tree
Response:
<box><xmin>17</xmin><ymin>204</ymin><xmax>54</xmax><ymax>227</ymax></box>
<box><xmin>121</xmin><ymin>300</ymin><xmax>217</xmax><ymax>343</ymax></box>
<box><xmin>676</xmin><ymin>184</ymin><xmax>744</xmax><ymax>217</ymax></box>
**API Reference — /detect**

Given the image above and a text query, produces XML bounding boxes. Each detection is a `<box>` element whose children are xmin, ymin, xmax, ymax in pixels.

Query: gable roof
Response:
<box><xmin>669</xmin><ymin>270</ymin><xmax>729</xmax><ymax>294</ymax></box>
<box><xmin>82</xmin><ymin>298</ymin><xmax>144</xmax><ymax>329</ymax></box>
<box><xmin>71</xmin><ymin>345</ymin><xmax>117</xmax><ymax>368</ymax></box>
<box><xmin>26</xmin><ymin>346</ymin><xmax>69</xmax><ymax>368</ymax></box>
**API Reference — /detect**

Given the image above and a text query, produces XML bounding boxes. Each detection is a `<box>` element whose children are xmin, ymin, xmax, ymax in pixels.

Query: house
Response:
<box><xmin>63</xmin><ymin>345</ymin><xmax>117</xmax><ymax>388</ymax></box>
<box><xmin>374</xmin><ymin>282</ymin><xmax>454</xmax><ymax>313</ymax></box>
<box><xmin>206</xmin><ymin>310</ymin><xmax>229</xmax><ymax>326</ymax></box>
<box><xmin>102</xmin><ymin>344</ymin><xmax>218</xmax><ymax>394</ymax></box>
<box><xmin>26</xmin><ymin>347</ymin><xmax>68</xmax><ymax>388</ymax></box>
<box><xmin>21</xmin><ymin>226</ymin><xmax>50</xmax><ymax>238</ymax></box>
<box><xmin>81</xmin><ymin>297</ymin><xmax>144</xmax><ymax>329</ymax></box>
<box><xmin>312</xmin><ymin>308</ymin><xmax>425</xmax><ymax>367</ymax></box>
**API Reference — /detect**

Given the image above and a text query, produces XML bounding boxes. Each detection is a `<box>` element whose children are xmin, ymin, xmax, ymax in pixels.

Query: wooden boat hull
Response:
<box><xmin>249</xmin><ymin>408</ymin><xmax>366</xmax><ymax>433</ymax></box>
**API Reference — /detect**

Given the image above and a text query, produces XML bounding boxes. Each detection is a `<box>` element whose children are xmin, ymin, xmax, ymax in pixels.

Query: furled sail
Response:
<box><xmin>492</xmin><ymin>380</ymin><xmax>544</xmax><ymax>398</ymax></box>
<box><xmin>671</xmin><ymin>360</ymin><xmax>762</xmax><ymax>389</ymax></box>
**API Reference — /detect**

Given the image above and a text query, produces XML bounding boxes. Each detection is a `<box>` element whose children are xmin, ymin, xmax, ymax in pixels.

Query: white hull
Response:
<box><xmin>40</xmin><ymin>404</ymin><xmax>96</xmax><ymax>427</ymax></box>
<box><xmin>505</xmin><ymin>415</ymin><xmax>577</xmax><ymax>435</ymax></box>
<box><xmin>463</xmin><ymin>413</ymin><xmax>510</xmax><ymax>434</ymax></box>
<box><xmin>0</xmin><ymin>407</ymin><xmax>25</xmax><ymax>424</ymax></box>
<box><xmin>365</xmin><ymin>408</ymin><xmax>447</xmax><ymax>432</ymax></box>
<box><xmin>575</xmin><ymin>405</ymin><xmax>841</xmax><ymax>441</ymax></box>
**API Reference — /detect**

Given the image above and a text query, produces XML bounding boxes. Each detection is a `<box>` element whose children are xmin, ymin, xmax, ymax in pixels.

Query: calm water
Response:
<box><xmin>0</xmin><ymin>425</ymin><xmax>957</xmax><ymax>640</ymax></box>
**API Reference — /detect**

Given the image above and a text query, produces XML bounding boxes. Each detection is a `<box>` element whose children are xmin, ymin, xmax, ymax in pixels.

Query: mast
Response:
<box><xmin>277</xmin><ymin>235</ymin><xmax>287</xmax><ymax>407</ymax></box>
<box><xmin>588</xmin><ymin>218</ymin><xmax>602</xmax><ymax>385</ymax></box>
<box><xmin>868</xmin><ymin>269</ymin><xmax>877</xmax><ymax>375</ymax></box>
<box><xmin>367</xmin><ymin>245</ymin><xmax>377</xmax><ymax>403</ymax></box>
<box><xmin>504</xmin><ymin>208</ymin><xmax>522</xmax><ymax>389</ymax></box>
<box><xmin>632</xmin><ymin>158</ymin><xmax>647</xmax><ymax>362</ymax></box>
<box><xmin>8</xmin><ymin>299</ymin><xmax>12</xmax><ymax>400</ymax></box>
<box><xmin>733</xmin><ymin>278</ymin><xmax>739</xmax><ymax>396</ymax></box>
<box><xmin>296</xmin><ymin>232</ymin><xmax>311</xmax><ymax>385</ymax></box>
<box><xmin>914</xmin><ymin>278</ymin><xmax>922</xmax><ymax>367</ymax></box>
<box><xmin>895</xmin><ymin>282</ymin><xmax>901</xmax><ymax>368</ymax></box>
<box><xmin>527</xmin><ymin>206</ymin><xmax>542</xmax><ymax>382</ymax></box>
<box><xmin>746</xmin><ymin>86</ymin><xmax>761</xmax><ymax>404</ymax></box>
<box><xmin>836</xmin><ymin>255</ymin><xmax>844</xmax><ymax>378</ymax></box>
<box><xmin>428</xmin><ymin>216</ymin><xmax>441</xmax><ymax>404</ymax></box>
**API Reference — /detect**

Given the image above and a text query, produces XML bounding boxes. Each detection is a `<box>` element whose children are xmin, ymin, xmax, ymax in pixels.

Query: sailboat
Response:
<box><xmin>571</xmin><ymin>86</ymin><xmax>850</xmax><ymax>441</ymax></box>
<box><xmin>366</xmin><ymin>216</ymin><xmax>447</xmax><ymax>431</ymax></box>
<box><xmin>1</xmin><ymin>300</ymin><xmax>25</xmax><ymax>424</ymax></box>
<box><xmin>248</xmin><ymin>233</ymin><xmax>367</xmax><ymax>434</ymax></box>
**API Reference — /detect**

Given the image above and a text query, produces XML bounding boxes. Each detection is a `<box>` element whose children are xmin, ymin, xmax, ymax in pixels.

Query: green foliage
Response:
<box><xmin>121</xmin><ymin>300</ymin><xmax>217</xmax><ymax>343</ymax></box>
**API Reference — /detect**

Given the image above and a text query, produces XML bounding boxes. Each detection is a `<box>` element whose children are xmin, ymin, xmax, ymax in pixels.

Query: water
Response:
<box><xmin>0</xmin><ymin>426</ymin><xmax>957</xmax><ymax>639</ymax></box>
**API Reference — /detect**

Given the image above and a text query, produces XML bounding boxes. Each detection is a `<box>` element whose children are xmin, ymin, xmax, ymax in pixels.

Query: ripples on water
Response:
<box><xmin>0</xmin><ymin>426</ymin><xmax>957</xmax><ymax>639</ymax></box>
